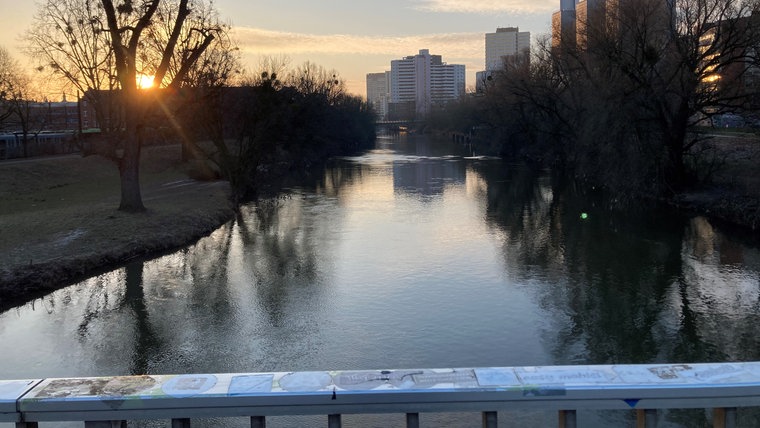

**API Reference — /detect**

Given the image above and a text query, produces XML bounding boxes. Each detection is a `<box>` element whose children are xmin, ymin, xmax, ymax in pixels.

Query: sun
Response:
<box><xmin>137</xmin><ymin>74</ymin><xmax>156</xmax><ymax>90</ymax></box>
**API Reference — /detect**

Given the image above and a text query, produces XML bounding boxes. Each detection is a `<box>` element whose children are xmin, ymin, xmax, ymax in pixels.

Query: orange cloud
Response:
<box><xmin>413</xmin><ymin>0</ymin><xmax>557</xmax><ymax>14</ymax></box>
<box><xmin>233</xmin><ymin>27</ymin><xmax>484</xmax><ymax>59</ymax></box>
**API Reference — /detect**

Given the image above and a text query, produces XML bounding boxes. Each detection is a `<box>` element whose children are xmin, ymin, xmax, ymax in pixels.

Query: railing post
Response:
<box><xmin>251</xmin><ymin>415</ymin><xmax>266</xmax><ymax>428</ymax></box>
<box><xmin>637</xmin><ymin>409</ymin><xmax>657</xmax><ymax>428</ymax></box>
<box><xmin>558</xmin><ymin>410</ymin><xmax>576</xmax><ymax>428</ymax></box>
<box><xmin>406</xmin><ymin>412</ymin><xmax>420</xmax><ymax>428</ymax></box>
<box><xmin>84</xmin><ymin>422</ymin><xmax>126</xmax><ymax>428</ymax></box>
<box><xmin>328</xmin><ymin>413</ymin><xmax>341</xmax><ymax>428</ymax></box>
<box><xmin>172</xmin><ymin>418</ymin><xmax>191</xmax><ymax>428</ymax></box>
<box><xmin>482</xmin><ymin>411</ymin><xmax>497</xmax><ymax>428</ymax></box>
<box><xmin>713</xmin><ymin>408</ymin><xmax>737</xmax><ymax>428</ymax></box>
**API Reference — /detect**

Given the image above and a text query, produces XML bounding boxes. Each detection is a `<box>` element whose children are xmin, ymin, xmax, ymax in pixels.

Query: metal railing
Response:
<box><xmin>3</xmin><ymin>362</ymin><xmax>760</xmax><ymax>427</ymax></box>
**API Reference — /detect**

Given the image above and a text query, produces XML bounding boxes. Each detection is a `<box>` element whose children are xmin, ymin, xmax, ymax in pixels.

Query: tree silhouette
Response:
<box><xmin>26</xmin><ymin>0</ymin><xmax>231</xmax><ymax>212</ymax></box>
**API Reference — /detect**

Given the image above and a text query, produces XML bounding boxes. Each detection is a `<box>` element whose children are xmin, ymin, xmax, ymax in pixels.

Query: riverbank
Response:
<box><xmin>0</xmin><ymin>145</ymin><xmax>236</xmax><ymax>309</ymax></box>
<box><xmin>671</xmin><ymin>133</ymin><xmax>760</xmax><ymax>231</ymax></box>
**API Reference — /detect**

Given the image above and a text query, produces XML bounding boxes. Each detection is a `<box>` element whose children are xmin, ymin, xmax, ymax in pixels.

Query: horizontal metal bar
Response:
<box><xmin>5</xmin><ymin>362</ymin><xmax>760</xmax><ymax>423</ymax></box>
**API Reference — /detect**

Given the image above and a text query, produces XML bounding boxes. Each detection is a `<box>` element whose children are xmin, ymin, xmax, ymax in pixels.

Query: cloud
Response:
<box><xmin>412</xmin><ymin>0</ymin><xmax>557</xmax><ymax>14</ymax></box>
<box><xmin>233</xmin><ymin>27</ymin><xmax>484</xmax><ymax>60</ymax></box>
<box><xmin>231</xmin><ymin>27</ymin><xmax>500</xmax><ymax>95</ymax></box>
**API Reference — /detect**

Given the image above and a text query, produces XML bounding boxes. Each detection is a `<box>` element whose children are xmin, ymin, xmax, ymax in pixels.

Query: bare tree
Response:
<box><xmin>25</xmin><ymin>0</ymin><xmax>119</xmax><ymax>134</ymax></box>
<box><xmin>26</xmin><ymin>0</ymin><xmax>230</xmax><ymax>212</ymax></box>
<box><xmin>605</xmin><ymin>0</ymin><xmax>760</xmax><ymax>190</ymax></box>
<box><xmin>0</xmin><ymin>46</ymin><xmax>49</xmax><ymax>158</ymax></box>
<box><xmin>0</xmin><ymin>47</ymin><xmax>20</xmax><ymax>130</ymax></box>
<box><xmin>169</xmin><ymin>16</ymin><xmax>242</xmax><ymax>166</ymax></box>
<box><xmin>286</xmin><ymin>62</ymin><xmax>346</xmax><ymax>104</ymax></box>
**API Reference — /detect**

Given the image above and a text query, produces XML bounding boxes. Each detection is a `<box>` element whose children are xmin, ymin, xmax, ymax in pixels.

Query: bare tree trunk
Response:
<box><xmin>119</xmin><ymin>143</ymin><xmax>144</xmax><ymax>211</ymax></box>
<box><xmin>118</xmin><ymin>102</ymin><xmax>145</xmax><ymax>212</ymax></box>
<box><xmin>663</xmin><ymin>100</ymin><xmax>692</xmax><ymax>193</ymax></box>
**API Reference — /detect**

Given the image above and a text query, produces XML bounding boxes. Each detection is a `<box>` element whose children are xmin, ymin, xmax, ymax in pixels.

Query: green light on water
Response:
<box><xmin>581</xmin><ymin>213</ymin><xmax>589</xmax><ymax>220</ymax></box>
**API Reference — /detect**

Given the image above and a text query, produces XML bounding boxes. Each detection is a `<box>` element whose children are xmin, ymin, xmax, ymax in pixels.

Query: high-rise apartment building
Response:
<box><xmin>552</xmin><ymin>0</ymin><xmax>577</xmax><ymax>50</ymax></box>
<box><xmin>553</xmin><ymin>0</ymin><xmax>674</xmax><ymax>52</ymax></box>
<box><xmin>485</xmin><ymin>27</ymin><xmax>531</xmax><ymax>71</ymax></box>
<box><xmin>576</xmin><ymin>0</ymin><xmax>608</xmax><ymax>50</ymax></box>
<box><xmin>389</xmin><ymin>49</ymin><xmax>465</xmax><ymax>119</ymax></box>
<box><xmin>366</xmin><ymin>72</ymin><xmax>390</xmax><ymax>120</ymax></box>
<box><xmin>477</xmin><ymin>27</ymin><xmax>531</xmax><ymax>93</ymax></box>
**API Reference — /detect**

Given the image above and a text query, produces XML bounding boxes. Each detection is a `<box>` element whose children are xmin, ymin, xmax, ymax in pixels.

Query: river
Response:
<box><xmin>1</xmin><ymin>135</ymin><xmax>760</xmax><ymax>427</ymax></box>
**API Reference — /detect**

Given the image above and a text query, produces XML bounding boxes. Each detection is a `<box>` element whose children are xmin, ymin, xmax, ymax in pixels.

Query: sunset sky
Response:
<box><xmin>0</xmin><ymin>0</ymin><xmax>556</xmax><ymax>97</ymax></box>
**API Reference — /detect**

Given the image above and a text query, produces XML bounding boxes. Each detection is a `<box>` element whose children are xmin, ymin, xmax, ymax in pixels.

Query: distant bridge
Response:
<box><xmin>374</xmin><ymin>120</ymin><xmax>424</xmax><ymax>133</ymax></box>
<box><xmin>375</xmin><ymin>120</ymin><xmax>424</xmax><ymax>126</ymax></box>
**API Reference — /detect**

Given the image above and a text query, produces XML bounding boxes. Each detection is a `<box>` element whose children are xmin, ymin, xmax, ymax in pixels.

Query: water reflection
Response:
<box><xmin>1</xmin><ymin>135</ymin><xmax>759</xmax><ymax>427</ymax></box>
<box><xmin>472</xmin><ymin>161</ymin><xmax>760</xmax><ymax>366</ymax></box>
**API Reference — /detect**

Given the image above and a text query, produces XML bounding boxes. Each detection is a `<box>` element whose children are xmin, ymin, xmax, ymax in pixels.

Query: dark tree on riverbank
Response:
<box><xmin>575</xmin><ymin>0</ymin><xmax>760</xmax><ymax>192</ymax></box>
<box><xmin>25</xmin><ymin>0</ymin><xmax>233</xmax><ymax>212</ymax></box>
<box><xmin>177</xmin><ymin>63</ymin><xmax>376</xmax><ymax>202</ymax></box>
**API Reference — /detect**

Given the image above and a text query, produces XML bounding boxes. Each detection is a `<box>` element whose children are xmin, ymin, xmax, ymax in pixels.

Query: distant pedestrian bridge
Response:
<box><xmin>375</xmin><ymin>120</ymin><xmax>423</xmax><ymax>133</ymax></box>
<box><xmin>3</xmin><ymin>362</ymin><xmax>758</xmax><ymax>427</ymax></box>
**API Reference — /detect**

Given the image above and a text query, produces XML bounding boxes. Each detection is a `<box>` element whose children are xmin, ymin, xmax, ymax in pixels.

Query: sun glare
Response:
<box><xmin>137</xmin><ymin>74</ymin><xmax>156</xmax><ymax>90</ymax></box>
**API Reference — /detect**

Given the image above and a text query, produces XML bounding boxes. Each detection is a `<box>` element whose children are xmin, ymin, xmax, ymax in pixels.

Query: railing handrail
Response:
<box><xmin>3</xmin><ymin>362</ymin><xmax>760</xmax><ymax>426</ymax></box>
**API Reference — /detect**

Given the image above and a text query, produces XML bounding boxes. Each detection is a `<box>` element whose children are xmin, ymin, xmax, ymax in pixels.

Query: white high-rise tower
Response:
<box><xmin>390</xmin><ymin>49</ymin><xmax>465</xmax><ymax>119</ymax></box>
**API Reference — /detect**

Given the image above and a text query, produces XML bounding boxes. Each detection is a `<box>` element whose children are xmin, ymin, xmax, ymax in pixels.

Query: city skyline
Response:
<box><xmin>0</xmin><ymin>0</ymin><xmax>556</xmax><ymax>97</ymax></box>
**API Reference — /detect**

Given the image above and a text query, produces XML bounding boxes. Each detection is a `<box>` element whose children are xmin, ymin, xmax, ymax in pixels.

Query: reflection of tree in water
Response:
<box><xmin>67</xmin><ymin>224</ymin><xmax>238</xmax><ymax>375</ymax></box>
<box><xmin>473</xmin><ymin>162</ymin><xmax>759</xmax><ymax>365</ymax></box>
<box><xmin>226</xmin><ymin>195</ymin><xmax>342</xmax><ymax>372</ymax></box>
<box><xmin>474</xmin><ymin>165</ymin><xmax>760</xmax><ymax>426</ymax></box>
<box><xmin>68</xmin><ymin>263</ymin><xmax>161</xmax><ymax>374</ymax></box>
<box><xmin>70</xmin><ymin>262</ymin><xmax>169</xmax><ymax>375</ymax></box>
<box><xmin>122</xmin><ymin>261</ymin><xmax>159</xmax><ymax>375</ymax></box>
<box><xmin>138</xmin><ymin>224</ymin><xmax>237</xmax><ymax>372</ymax></box>
<box><xmin>321</xmin><ymin>160</ymin><xmax>373</xmax><ymax>198</ymax></box>
<box><xmin>233</xmin><ymin>158</ymin><xmax>368</xmax><ymax>329</ymax></box>
<box><xmin>75</xmin><ymin>270</ymin><xmax>125</xmax><ymax>339</ymax></box>
<box><xmin>236</xmin><ymin>197</ymin><xmax>323</xmax><ymax>328</ymax></box>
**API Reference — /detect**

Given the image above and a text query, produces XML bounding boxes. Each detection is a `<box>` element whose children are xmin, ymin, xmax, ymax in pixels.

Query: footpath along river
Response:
<box><xmin>1</xmin><ymin>135</ymin><xmax>760</xmax><ymax>427</ymax></box>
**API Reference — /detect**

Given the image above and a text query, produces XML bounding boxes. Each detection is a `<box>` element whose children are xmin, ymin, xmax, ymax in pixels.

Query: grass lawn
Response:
<box><xmin>0</xmin><ymin>145</ymin><xmax>234</xmax><ymax>308</ymax></box>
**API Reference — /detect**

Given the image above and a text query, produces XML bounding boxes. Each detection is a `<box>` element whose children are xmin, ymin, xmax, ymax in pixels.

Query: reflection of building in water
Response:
<box><xmin>392</xmin><ymin>159</ymin><xmax>466</xmax><ymax>197</ymax></box>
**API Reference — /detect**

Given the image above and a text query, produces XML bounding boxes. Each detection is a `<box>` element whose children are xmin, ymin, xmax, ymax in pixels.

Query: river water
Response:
<box><xmin>2</xmin><ymin>135</ymin><xmax>760</xmax><ymax>427</ymax></box>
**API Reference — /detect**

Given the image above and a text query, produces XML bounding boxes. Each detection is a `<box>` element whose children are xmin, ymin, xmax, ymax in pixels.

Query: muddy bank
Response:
<box><xmin>673</xmin><ymin>188</ymin><xmax>760</xmax><ymax>232</ymax></box>
<box><xmin>0</xmin><ymin>199</ymin><xmax>235</xmax><ymax>311</ymax></box>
